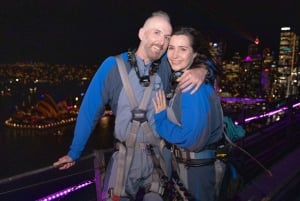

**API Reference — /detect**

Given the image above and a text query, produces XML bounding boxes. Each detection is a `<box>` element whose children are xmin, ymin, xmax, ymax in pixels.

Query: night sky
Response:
<box><xmin>1</xmin><ymin>0</ymin><xmax>298</xmax><ymax>65</ymax></box>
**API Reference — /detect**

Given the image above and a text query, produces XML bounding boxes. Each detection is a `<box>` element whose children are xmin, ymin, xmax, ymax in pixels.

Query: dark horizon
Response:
<box><xmin>1</xmin><ymin>0</ymin><xmax>298</xmax><ymax>65</ymax></box>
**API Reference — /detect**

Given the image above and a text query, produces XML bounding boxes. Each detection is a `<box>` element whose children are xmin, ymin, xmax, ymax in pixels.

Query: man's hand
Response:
<box><xmin>152</xmin><ymin>90</ymin><xmax>167</xmax><ymax>113</ymax></box>
<box><xmin>53</xmin><ymin>155</ymin><xmax>75</xmax><ymax>170</ymax></box>
<box><xmin>177</xmin><ymin>68</ymin><xmax>207</xmax><ymax>94</ymax></box>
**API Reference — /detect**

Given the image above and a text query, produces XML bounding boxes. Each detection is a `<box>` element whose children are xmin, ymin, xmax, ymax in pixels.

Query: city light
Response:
<box><xmin>281</xmin><ymin>27</ymin><xmax>291</xmax><ymax>31</ymax></box>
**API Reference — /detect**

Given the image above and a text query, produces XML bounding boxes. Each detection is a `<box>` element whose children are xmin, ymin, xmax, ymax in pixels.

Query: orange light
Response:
<box><xmin>254</xmin><ymin>37</ymin><xmax>260</xmax><ymax>45</ymax></box>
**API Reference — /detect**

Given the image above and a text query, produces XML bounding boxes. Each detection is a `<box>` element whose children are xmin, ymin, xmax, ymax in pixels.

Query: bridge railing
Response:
<box><xmin>0</xmin><ymin>148</ymin><xmax>114</xmax><ymax>201</ymax></box>
<box><xmin>0</xmin><ymin>96</ymin><xmax>299</xmax><ymax>201</ymax></box>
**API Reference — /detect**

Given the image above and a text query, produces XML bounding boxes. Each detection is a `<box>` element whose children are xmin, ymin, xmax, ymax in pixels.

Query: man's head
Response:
<box><xmin>136</xmin><ymin>11</ymin><xmax>172</xmax><ymax>64</ymax></box>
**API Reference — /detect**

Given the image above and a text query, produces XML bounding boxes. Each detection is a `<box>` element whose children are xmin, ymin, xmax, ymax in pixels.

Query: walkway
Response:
<box><xmin>234</xmin><ymin>145</ymin><xmax>300</xmax><ymax>201</ymax></box>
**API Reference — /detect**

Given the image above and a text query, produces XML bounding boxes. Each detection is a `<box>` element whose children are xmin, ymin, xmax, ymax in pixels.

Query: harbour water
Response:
<box><xmin>0</xmin><ymin>112</ymin><xmax>115</xmax><ymax>201</ymax></box>
<box><xmin>0</xmin><ymin>80</ymin><xmax>115</xmax><ymax>201</ymax></box>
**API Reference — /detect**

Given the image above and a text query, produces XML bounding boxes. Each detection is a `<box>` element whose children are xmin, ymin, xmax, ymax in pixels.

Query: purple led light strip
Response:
<box><xmin>244</xmin><ymin>101</ymin><xmax>300</xmax><ymax>123</ymax></box>
<box><xmin>293</xmin><ymin>102</ymin><xmax>300</xmax><ymax>108</ymax></box>
<box><xmin>36</xmin><ymin>180</ymin><xmax>94</xmax><ymax>201</ymax></box>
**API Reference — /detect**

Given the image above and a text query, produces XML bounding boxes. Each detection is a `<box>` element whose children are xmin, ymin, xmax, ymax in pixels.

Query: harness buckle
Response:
<box><xmin>131</xmin><ymin>108</ymin><xmax>147</xmax><ymax>123</ymax></box>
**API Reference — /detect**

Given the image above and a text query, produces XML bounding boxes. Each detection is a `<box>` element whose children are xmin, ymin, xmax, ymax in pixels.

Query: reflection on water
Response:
<box><xmin>0</xmin><ymin>114</ymin><xmax>115</xmax><ymax>180</ymax></box>
<box><xmin>0</xmin><ymin>122</ymin><xmax>73</xmax><ymax>176</ymax></box>
<box><xmin>3</xmin><ymin>124</ymin><xmax>74</xmax><ymax>137</ymax></box>
<box><xmin>0</xmin><ymin>79</ymin><xmax>115</xmax><ymax>181</ymax></box>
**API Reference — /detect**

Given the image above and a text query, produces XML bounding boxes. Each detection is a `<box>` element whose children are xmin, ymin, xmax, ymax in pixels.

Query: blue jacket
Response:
<box><xmin>154</xmin><ymin>83</ymin><xmax>224</xmax><ymax>152</ymax></box>
<box><xmin>67</xmin><ymin>52</ymin><xmax>171</xmax><ymax>160</ymax></box>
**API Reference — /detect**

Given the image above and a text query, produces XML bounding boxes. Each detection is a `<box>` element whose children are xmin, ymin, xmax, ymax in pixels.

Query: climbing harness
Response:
<box><xmin>109</xmin><ymin>55</ymin><xmax>168</xmax><ymax>200</ymax></box>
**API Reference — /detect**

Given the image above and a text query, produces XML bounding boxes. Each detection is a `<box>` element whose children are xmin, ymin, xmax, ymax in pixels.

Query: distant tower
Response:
<box><xmin>209</xmin><ymin>41</ymin><xmax>223</xmax><ymax>65</ymax></box>
<box><xmin>241</xmin><ymin>36</ymin><xmax>263</xmax><ymax>97</ymax></box>
<box><xmin>248</xmin><ymin>36</ymin><xmax>260</xmax><ymax>56</ymax></box>
<box><xmin>278</xmin><ymin>27</ymin><xmax>299</xmax><ymax>97</ymax></box>
<box><xmin>247</xmin><ymin>36</ymin><xmax>262</xmax><ymax>69</ymax></box>
<box><xmin>209</xmin><ymin>41</ymin><xmax>224</xmax><ymax>92</ymax></box>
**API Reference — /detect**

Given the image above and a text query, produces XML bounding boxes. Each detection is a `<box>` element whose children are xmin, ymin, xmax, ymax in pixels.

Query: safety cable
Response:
<box><xmin>224</xmin><ymin>133</ymin><xmax>273</xmax><ymax>177</ymax></box>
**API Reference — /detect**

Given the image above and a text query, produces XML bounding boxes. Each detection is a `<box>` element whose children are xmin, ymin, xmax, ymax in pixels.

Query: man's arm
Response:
<box><xmin>177</xmin><ymin>68</ymin><xmax>207</xmax><ymax>94</ymax></box>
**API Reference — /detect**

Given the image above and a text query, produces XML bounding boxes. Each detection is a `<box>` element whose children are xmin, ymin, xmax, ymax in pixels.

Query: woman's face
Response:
<box><xmin>167</xmin><ymin>34</ymin><xmax>196</xmax><ymax>72</ymax></box>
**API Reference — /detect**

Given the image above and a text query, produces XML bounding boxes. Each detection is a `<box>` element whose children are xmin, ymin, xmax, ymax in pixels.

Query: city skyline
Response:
<box><xmin>1</xmin><ymin>0</ymin><xmax>298</xmax><ymax>64</ymax></box>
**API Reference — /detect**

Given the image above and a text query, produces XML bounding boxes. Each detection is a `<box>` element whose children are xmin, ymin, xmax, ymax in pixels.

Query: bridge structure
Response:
<box><xmin>0</xmin><ymin>96</ymin><xmax>300</xmax><ymax>201</ymax></box>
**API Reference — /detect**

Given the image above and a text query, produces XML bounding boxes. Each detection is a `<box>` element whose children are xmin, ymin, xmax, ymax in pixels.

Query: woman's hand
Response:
<box><xmin>152</xmin><ymin>90</ymin><xmax>167</xmax><ymax>113</ymax></box>
<box><xmin>177</xmin><ymin>67</ymin><xmax>207</xmax><ymax>94</ymax></box>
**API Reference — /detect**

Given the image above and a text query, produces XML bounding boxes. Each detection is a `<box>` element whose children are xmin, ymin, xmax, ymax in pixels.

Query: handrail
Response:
<box><xmin>0</xmin><ymin>168</ymin><xmax>94</xmax><ymax>196</ymax></box>
<box><xmin>0</xmin><ymin>153</ymin><xmax>95</xmax><ymax>185</ymax></box>
<box><xmin>0</xmin><ymin>149</ymin><xmax>114</xmax><ymax>201</ymax></box>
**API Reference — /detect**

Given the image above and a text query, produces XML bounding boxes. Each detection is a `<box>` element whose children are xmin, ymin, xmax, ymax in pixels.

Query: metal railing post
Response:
<box><xmin>93</xmin><ymin>149</ymin><xmax>110</xmax><ymax>201</ymax></box>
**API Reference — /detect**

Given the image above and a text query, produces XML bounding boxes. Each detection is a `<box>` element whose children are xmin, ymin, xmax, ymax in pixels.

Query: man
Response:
<box><xmin>53</xmin><ymin>10</ymin><xmax>207</xmax><ymax>201</ymax></box>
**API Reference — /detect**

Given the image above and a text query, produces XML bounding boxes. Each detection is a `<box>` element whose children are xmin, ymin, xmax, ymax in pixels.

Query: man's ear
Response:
<box><xmin>138</xmin><ymin>28</ymin><xmax>144</xmax><ymax>41</ymax></box>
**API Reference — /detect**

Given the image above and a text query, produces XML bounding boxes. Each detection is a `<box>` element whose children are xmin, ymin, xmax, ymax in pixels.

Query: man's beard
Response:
<box><xmin>149</xmin><ymin>46</ymin><xmax>164</xmax><ymax>61</ymax></box>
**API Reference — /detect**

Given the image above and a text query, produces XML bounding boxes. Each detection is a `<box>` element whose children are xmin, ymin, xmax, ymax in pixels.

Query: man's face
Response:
<box><xmin>139</xmin><ymin>17</ymin><xmax>172</xmax><ymax>63</ymax></box>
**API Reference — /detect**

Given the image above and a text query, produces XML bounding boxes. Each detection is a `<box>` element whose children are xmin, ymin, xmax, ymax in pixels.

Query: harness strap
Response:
<box><xmin>114</xmin><ymin>142</ymin><xmax>127</xmax><ymax>196</ymax></box>
<box><xmin>158</xmin><ymin>138</ymin><xmax>168</xmax><ymax>175</ymax></box>
<box><xmin>140</xmin><ymin>106</ymin><xmax>169</xmax><ymax>193</ymax></box>
<box><xmin>114</xmin><ymin>120</ymin><xmax>140</xmax><ymax>196</ymax></box>
<box><xmin>114</xmin><ymin>55</ymin><xmax>142</xmax><ymax>197</ymax></box>
<box><xmin>147</xmin><ymin>144</ymin><xmax>167</xmax><ymax>195</ymax></box>
<box><xmin>123</xmin><ymin>120</ymin><xmax>140</xmax><ymax>185</ymax></box>
<box><xmin>116</xmin><ymin>55</ymin><xmax>138</xmax><ymax>109</ymax></box>
<box><xmin>175</xmin><ymin>148</ymin><xmax>216</xmax><ymax>160</ymax></box>
<box><xmin>114</xmin><ymin>55</ymin><xmax>166</xmax><ymax>197</ymax></box>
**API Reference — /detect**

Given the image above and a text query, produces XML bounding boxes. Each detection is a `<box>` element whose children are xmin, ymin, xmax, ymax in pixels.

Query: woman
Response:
<box><xmin>152</xmin><ymin>27</ymin><xmax>225</xmax><ymax>201</ymax></box>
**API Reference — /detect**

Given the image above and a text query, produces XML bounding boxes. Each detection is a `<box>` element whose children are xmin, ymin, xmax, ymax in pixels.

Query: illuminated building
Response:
<box><xmin>278</xmin><ymin>27</ymin><xmax>299</xmax><ymax>96</ymax></box>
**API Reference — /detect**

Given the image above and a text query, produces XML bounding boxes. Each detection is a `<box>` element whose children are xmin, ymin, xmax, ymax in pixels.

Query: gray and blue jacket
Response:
<box><xmin>154</xmin><ymin>83</ymin><xmax>224</xmax><ymax>152</ymax></box>
<box><xmin>67</xmin><ymin>52</ymin><xmax>171</xmax><ymax>160</ymax></box>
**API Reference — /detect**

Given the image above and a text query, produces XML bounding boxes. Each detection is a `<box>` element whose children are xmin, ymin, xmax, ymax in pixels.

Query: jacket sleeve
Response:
<box><xmin>154</xmin><ymin>86</ymin><xmax>210</xmax><ymax>150</ymax></box>
<box><xmin>67</xmin><ymin>56</ymin><xmax>117</xmax><ymax>160</ymax></box>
